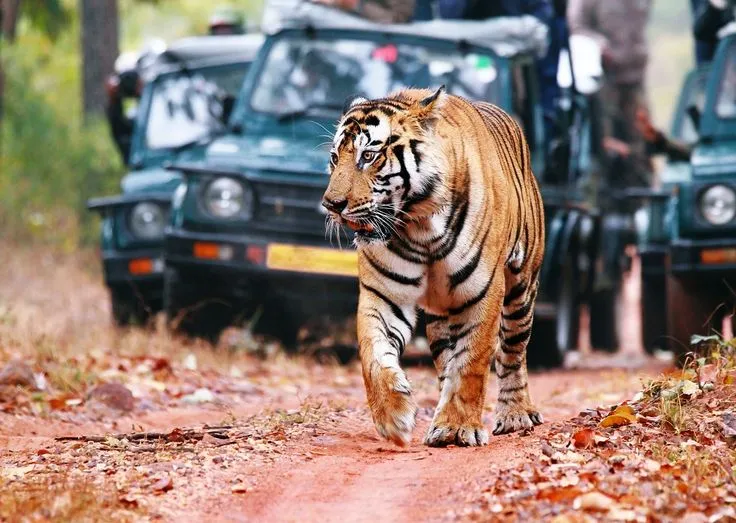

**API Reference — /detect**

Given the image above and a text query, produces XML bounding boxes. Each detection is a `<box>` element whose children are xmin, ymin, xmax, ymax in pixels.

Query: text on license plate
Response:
<box><xmin>266</xmin><ymin>243</ymin><xmax>358</xmax><ymax>277</ymax></box>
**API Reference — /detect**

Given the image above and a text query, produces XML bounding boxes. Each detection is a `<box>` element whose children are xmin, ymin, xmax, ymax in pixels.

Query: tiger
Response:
<box><xmin>322</xmin><ymin>86</ymin><xmax>545</xmax><ymax>447</ymax></box>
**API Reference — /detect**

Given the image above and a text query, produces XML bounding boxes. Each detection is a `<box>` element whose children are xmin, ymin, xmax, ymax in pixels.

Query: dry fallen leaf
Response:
<box><xmin>573</xmin><ymin>491</ymin><xmax>616</xmax><ymax>512</ymax></box>
<box><xmin>600</xmin><ymin>405</ymin><xmax>636</xmax><ymax>428</ymax></box>
<box><xmin>152</xmin><ymin>475</ymin><xmax>173</xmax><ymax>493</ymax></box>
<box><xmin>572</xmin><ymin>428</ymin><xmax>595</xmax><ymax>449</ymax></box>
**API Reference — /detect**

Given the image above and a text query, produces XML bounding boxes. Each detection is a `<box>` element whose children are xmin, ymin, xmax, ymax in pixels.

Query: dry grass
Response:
<box><xmin>0</xmin><ymin>475</ymin><xmax>140</xmax><ymax>523</ymax></box>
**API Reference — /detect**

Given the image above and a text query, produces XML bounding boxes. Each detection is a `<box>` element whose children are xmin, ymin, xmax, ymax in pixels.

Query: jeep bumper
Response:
<box><xmin>670</xmin><ymin>238</ymin><xmax>736</xmax><ymax>274</ymax></box>
<box><xmin>164</xmin><ymin>229</ymin><xmax>359</xmax><ymax>314</ymax></box>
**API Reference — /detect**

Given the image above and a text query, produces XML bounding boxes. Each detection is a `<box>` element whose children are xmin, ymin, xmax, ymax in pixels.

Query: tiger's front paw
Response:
<box><xmin>367</xmin><ymin>367</ymin><xmax>417</xmax><ymax>446</ymax></box>
<box><xmin>424</xmin><ymin>422</ymin><xmax>489</xmax><ymax>447</ymax></box>
<box><xmin>492</xmin><ymin>405</ymin><xmax>543</xmax><ymax>435</ymax></box>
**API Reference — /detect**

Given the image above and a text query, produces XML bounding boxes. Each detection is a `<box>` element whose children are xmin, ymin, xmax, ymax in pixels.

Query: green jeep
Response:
<box><xmin>163</xmin><ymin>17</ymin><xmax>620</xmax><ymax>367</ymax></box>
<box><xmin>636</xmin><ymin>34</ymin><xmax>736</xmax><ymax>361</ymax></box>
<box><xmin>87</xmin><ymin>34</ymin><xmax>263</xmax><ymax>326</ymax></box>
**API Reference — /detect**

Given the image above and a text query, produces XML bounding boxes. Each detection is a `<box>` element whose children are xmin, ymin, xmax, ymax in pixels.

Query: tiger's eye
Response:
<box><xmin>330</xmin><ymin>152</ymin><xmax>338</xmax><ymax>165</ymax></box>
<box><xmin>362</xmin><ymin>151</ymin><xmax>376</xmax><ymax>162</ymax></box>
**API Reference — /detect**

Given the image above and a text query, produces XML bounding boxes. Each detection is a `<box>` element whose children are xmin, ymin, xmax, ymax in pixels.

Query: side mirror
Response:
<box><xmin>557</xmin><ymin>34</ymin><xmax>603</xmax><ymax>95</ymax></box>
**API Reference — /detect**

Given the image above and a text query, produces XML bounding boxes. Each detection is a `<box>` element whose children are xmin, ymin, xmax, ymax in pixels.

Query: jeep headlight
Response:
<box><xmin>700</xmin><ymin>184</ymin><xmax>736</xmax><ymax>225</ymax></box>
<box><xmin>129</xmin><ymin>202</ymin><xmax>166</xmax><ymax>240</ymax></box>
<box><xmin>203</xmin><ymin>177</ymin><xmax>252</xmax><ymax>219</ymax></box>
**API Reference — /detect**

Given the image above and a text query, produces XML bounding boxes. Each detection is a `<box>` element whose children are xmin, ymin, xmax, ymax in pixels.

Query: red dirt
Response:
<box><xmin>0</xmin><ymin>245</ymin><xmax>674</xmax><ymax>521</ymax></box>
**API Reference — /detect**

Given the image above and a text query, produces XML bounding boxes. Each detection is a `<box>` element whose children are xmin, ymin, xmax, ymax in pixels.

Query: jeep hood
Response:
<box><xmin>691</xmin><ymin>141</ymin><xmax>736</xmax><ymax>177</ymax></box>
<box><xmin>204</xmin><ymin>134</ymin><xmax>330</xmax><ymax>176</ymax></box>
<box><xmin>121</xmin><ymin>144</ymin><xmax>210</xmax><ymax>194</ymax></box>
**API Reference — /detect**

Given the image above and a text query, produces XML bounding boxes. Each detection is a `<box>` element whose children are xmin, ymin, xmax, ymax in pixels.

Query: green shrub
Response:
<box><xmin>0</xmin><ymin>44</ymin><xmax>122</xmax><ymax>248</ymax></box>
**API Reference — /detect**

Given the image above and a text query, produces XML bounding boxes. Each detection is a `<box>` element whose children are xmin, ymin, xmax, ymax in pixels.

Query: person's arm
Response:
<box><xmin>636</xmin><ymin>110</ymin><xmax>693</xmax><ymax>162</ymax></box>
<box><xmin>694</xmin><ymin>0</ymin><xmax>731</xmax><ymax>41</ymax></box>
<box><xmin>567</xmin><ymin>0</ymin><xmax>608</xmax><ymax>48</ymax></box>
<box><xmin>311</xmin><ymin>0</ymin><xmax>415</xmax><ymax>23</ymax></box>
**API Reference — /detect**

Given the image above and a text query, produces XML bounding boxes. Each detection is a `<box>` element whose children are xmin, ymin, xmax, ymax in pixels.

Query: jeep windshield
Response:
<box><xmin>145</xmin><ymin>64</ymin><xmax>247</xmax><ymax>150</ymax></box>
<box><xmin>249</xmin><ymin>35</ymin><xmax>501</xmax><ymax>118</ymax></box>
<box><xmin>716</xmin><ymin>41</ymin><xmax>736</xmax><ymax>119</ymax></box>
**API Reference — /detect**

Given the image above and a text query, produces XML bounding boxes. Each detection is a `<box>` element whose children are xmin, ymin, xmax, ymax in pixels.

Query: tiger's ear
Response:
<box><xmin>343</xmin><ymin>95</ymin><xmax>368</xmax><ymax>114</ymax></box>
<box><xmin>411</xmin><ymin>85</ymin><xmax>446</xmax><ymax>119</ymax></box>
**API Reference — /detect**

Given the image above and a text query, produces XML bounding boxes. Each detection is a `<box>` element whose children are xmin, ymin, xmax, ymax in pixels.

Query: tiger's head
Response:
<box><xmin>322</xmin><ymin>86</ymin><xmax>450</xmax><ymax>246</ymax></box>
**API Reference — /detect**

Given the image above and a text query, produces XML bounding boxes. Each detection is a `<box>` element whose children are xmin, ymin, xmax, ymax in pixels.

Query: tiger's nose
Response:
<box><xmin>322</xmin><ymin>198</ymin><xmax>348</xmax><ymax>214</ymax></box>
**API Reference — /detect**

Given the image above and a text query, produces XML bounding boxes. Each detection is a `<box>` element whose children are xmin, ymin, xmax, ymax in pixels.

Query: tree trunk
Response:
<box><xmin>1</xmin><ymin>0</ymin><xmax>22</xmax><ymax>42</ymax></box>
<box><xmin>80</xmin><ymin>0</ymin><xmax>118</xmax><ymax>118</ymax></box>
<box><xmin>1</xmin><ymin>0</ymin><xmax>23</xmax><ymax>128</ymax></box>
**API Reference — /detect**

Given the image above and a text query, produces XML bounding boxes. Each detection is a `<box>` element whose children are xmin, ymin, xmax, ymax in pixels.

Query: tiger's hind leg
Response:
<box><xmin>493</xmin><ymin>268</ymin><xmax>543</xmax><ymax>435</ymax></box>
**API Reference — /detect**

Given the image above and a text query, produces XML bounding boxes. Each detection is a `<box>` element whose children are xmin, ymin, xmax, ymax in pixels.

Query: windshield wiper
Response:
<box><xmin>276</xmin><ymin>102</ymin><xmax>345</xmax><ymax>122</ymax></box>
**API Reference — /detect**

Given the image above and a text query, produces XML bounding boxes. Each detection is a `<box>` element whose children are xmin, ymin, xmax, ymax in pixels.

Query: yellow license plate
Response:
<box><xmin>266</xmin><ymin>243</ymin><xmax>358</xmax><ymax>277</ymax></box>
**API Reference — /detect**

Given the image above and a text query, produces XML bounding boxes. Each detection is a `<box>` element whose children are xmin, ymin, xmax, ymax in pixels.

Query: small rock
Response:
<box><xmin>182</xmin><ymin>388</ymin><xmax>215</xmax><ymax>404</ymax></box>
<box><xmin>87</xmin><ymin>383</ymin><xmax>135</xmax><ymax>412</ymax></box>
<box><xmin>231</xmin><ymin>483</ymin><xmax>249</xmax><ymax>494</ymax></box>
<box><xmin>183</xmin><ymin>354</ymin><xmax>198</xmax><ymax>371</ymax></box>
<box><xmin>0</xmin><ymin>361</ymin><xmax>38</xmax><ymax>389</ymax></box>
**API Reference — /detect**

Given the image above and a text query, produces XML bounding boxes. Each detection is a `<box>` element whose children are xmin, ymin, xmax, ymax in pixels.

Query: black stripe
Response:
<box><xmin>500</xmin><ymin>384</ymin><xmax>528</xmax><ymax>394</ymax></box>
<box><xmin>386</xmin><ymin>240</ymin><xmax>426</xmax><ymax>264</ymax></box>
<box><xmin>402</xmin><ymin>174</ymin><xmax>436</xmax><ymax>214</ymax></box>
<box><xmin>364</xmin><ymin>312</ymin><xmax>402</xmax><ymax>356</ymax></box>
<box><xmin>503</xmin><ymin>327</ymin><xmax>532</xmax><ymax>347</ymax></box>
<box><xmin>365</xmin><ymin>254</ymin><xmax>422</xmax><ymax>286</ymax></box>
<box><xmin>503</xmin><ymin>281</ymin><xmax>527</xmax><ymax>306</ymax></box>
<box><xmin>386</xmin><ymin>134</ymin><xmax>401</xmax><ymax>146</ymax></box>
<box><xmin>502</xmin><ymin>299</ymin><xmax>533</xmax><ymax>321</ymax></box>
<box><xmin>430</xmin><ymin>338</ymin><xmax>452</xmax><ymax>359</ymax></box>
<box><xmin>365</xmin><ymin>115</ymin><xmax>380</xmax><ymax>127</ymax></box>
<box><xmin>451</xmin><ymin>323</ymin><xmax>479</xmax><ymax>342</ymax></box>
<box><xmin>360</xmin><ymin>283</ymin><xmax>413</xmax><ymax>332</ymax></box>
<box><xmin>430</xmin><ymin>199</ymin><xmax>469</xmax><ymax>261</ymax></box>
<box><xmin>409</xmin><ymin>139</ymin><xmax>422</xmax><ymax>168</ymax></box>
<box><xmin>448</xmin><ymin>228</ymin><xmax>489</xmax><ymax>289</ymax></box>
<box><xmin>393</xmin><ymin>144</ymin><xmax>411</xmax><ymax>200</ymax></box>
<box><xmin>424</xmin><ymin>313</ymin><xmax>447</xmax><ymax>324</ymax></box>
<box><xmin>448</xmin><ymin>278</ymin><xmax>491</xmax><ymax>316</ymax></box>
<box><xmin>495</xmin><ymin>358</ymin><xmax>522</xmax><ymax>371</ymax></box>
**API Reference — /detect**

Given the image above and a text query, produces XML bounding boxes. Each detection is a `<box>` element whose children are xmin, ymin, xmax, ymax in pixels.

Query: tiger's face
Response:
<box><xmin>322</xmin><ymin>87</ymin><xmax>447</xmax><ymax>246</ymax></box>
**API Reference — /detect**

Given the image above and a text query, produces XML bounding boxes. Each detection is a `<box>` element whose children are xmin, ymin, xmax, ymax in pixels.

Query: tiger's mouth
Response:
<box><xmin>344</xmin><ymin>219</ymin><xmax>374</xmax><ymax>234</ymax></box>
<box><xmin>340</xmin><ymin>217</ymin><xmax>385</xmax><ymax>242</ymax></box>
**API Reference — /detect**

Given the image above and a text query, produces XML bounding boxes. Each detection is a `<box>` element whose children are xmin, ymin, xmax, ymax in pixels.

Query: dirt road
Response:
<box><xmin>0</xmin><ymin>243</ymin><xmax>672</xmax><ymax>522</ymax></box>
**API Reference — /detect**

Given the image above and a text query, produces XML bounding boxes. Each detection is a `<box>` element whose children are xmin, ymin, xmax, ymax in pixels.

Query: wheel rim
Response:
<box><xmin>555</xmin><ymin>261</ymin><xmax>576</xmax><ymax>353</ymax></box>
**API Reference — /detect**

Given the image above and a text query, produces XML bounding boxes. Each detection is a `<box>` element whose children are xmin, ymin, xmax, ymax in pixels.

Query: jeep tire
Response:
<box><xmin>588</xmin><ymin>286</ymin><xmax>620</xmax><ymax>352</ymax></box>
<box><xmin>110</xmin><ymin>285</ymin><xmax>154</xmax><ymax>327</ymax></box>
<box><xmin>666</xmin><ymin>273</ymin><xmax>721</xmax><ymax>366</ymax></box>
<box><xmin>164</xmin><ymin>267</ymin><xmax>233</xmax><ymax>345</ymax></box>
<box><xmin>641</xmin><ymin>274</ymin><xmax>667</xmax><ymax>354</ymax></box>
<box><xmin>527</xmin><ymin>257</ymin><xmax>579</xmax><ymax>369</ymax></box>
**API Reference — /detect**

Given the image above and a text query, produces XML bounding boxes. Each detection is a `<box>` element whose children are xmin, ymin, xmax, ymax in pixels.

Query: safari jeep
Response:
<box><xmin>163</xmin><ymin>13</ymin><xmax>616</xmax><ymax>367</ymax></box>
<box><xmin>635</xmin><ymin>34</ymin><xmax>736</xmax><ymax>361</ymax></box>
<box><xmin>87</xmin><ymin>34</ymin><xmax>263</xmax><ymax>326</ymax></box>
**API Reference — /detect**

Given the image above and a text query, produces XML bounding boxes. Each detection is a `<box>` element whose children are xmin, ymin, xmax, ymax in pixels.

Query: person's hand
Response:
<box><xmin>635</xmin><ymin>109</ymin><xmax>660</xmax><ymax>143</ymax></box>
<box><xmin>603</xmin><ymin>136</ymin><xmax>631</xmax><ymax>158</ymax></box>
<box><xmin>312</xmin><ymin>0</ymin><xmax>359</xmax><ymax>8</ymax></box>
